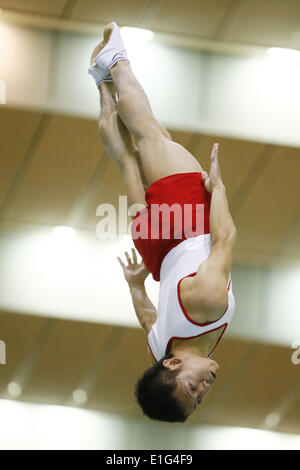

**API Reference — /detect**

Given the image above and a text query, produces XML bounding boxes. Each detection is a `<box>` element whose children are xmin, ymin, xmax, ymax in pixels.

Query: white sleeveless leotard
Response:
<box><xmin>148</xmin><ymin>234</ymin><xmax>235</xmax><ymax>362</ymax></box>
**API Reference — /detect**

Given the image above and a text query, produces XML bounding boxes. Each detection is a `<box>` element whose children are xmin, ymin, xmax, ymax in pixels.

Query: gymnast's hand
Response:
<box><xmin>202</xmin><ymin>143</ymin><xmax>224</xmax><ymax>193</ymax></box>
<box><xmin>117</xmin><ymin>248</ymin><xmax>149</xmax><ymax>285</ymax></box>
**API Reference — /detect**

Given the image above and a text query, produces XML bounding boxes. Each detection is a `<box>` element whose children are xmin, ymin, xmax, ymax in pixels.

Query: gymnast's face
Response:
<box><xmin>165</xmin><ymin>356</ymin><xmax>219</xmax><ymax>415</ymax></box>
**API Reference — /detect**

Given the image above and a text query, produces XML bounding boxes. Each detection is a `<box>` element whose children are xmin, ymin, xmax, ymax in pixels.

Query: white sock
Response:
<box><xmin>95</xmin><ymin>22</ymin><xmax>128</xmax><ymax>70</ymax></box>
<box><xmin>88</xmin><ymin>64</ymin><xmax>112</xmax><ymax>87</ymax></box>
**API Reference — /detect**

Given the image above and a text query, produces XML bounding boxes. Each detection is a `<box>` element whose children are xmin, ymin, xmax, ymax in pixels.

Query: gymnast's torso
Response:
<box><xmin>147</xmin><ymin>234</ymin><xmax>235</xmax><ymax>362</ymax></box>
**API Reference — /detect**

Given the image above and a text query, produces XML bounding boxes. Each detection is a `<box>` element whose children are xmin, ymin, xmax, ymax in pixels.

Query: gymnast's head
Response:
<box><xmin>135</xmin><ymin>353</ymin><xmax>219</xmax><ymax>422</ymax></box>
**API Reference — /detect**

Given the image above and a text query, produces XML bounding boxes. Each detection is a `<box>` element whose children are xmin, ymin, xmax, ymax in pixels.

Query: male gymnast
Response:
<box><xmin>88</xmin><ymin>22</ymin><xmax>236</xmax><ymax>422</ymax></box>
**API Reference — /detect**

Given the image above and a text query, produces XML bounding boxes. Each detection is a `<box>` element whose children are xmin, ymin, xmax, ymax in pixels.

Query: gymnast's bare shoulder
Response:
<box><xmin>179</xmin><ymin>229</ymin><xmax>236</xmax><ymax>324</ymax></box>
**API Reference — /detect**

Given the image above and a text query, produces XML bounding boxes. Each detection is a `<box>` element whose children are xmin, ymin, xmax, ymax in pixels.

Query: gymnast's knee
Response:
<box><xmin>134</xmin><ymin>120</ymin><xmax>172</xmax><ymax>148</ymax></box>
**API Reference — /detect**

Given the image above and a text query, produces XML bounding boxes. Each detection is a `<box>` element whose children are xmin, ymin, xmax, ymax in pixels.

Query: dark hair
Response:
<box><xmin>135</xmin><ymin>353</ymin><xmax>188</xmax><ymax>423</ymax></box>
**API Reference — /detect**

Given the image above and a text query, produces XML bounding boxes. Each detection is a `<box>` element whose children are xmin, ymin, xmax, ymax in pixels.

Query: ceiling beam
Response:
<box><xmin>0</xmin><ymin>114</ymin><xmax>51</xmax><ymax>227</ymax></box>
<box><xmin>0</xmin><ymin>8</ymin><xmax>271</xmax><ymax>57</ymax></box>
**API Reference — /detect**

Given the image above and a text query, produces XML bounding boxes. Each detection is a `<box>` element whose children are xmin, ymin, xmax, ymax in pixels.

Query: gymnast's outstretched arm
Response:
<box><xmin>180</xmin><ymin>144</ymin><xmax>237</xmax><ymax>319</ymax></box>
<box><xmin>117</xmin><ymin>248</ymin><xmax>157</xmax><ymax>334</ymax></box>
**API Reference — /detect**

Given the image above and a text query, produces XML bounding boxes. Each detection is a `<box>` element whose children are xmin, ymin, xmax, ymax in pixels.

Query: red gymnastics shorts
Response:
<box><xmin>131</xmin><ymin>172</ymin><xmax>211</xmax><ymax>281</ymax></box>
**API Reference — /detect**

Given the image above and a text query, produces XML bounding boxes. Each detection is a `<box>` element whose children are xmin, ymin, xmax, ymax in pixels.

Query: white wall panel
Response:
<box><xmin>0</xmin><ymin>226</ymin><xmax>299</xmax><ymax>347</ymax></box>
<box><xmin>0</xmin><ymin>399</ymin><xmax>299</xmax><ymax>450</ymax></box>
<box><xmin>1</xmin><ymin>22</ymin><xmax>300</xmax><ymax>147</ymax></box>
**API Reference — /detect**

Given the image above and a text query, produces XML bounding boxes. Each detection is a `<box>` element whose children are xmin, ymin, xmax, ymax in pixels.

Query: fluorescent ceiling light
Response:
<box><xmin>120</xmin><ymin>27</ymin><xmax>154</xmax><ymax>42</ymax></box>
<box><xmin>7</xmin><ymin>382</ymin><xmax>22</xmax><ymax>398</ymax></box>
<box><xmin>52</xmin><ymin>226</ymin><xmax>77</xmax><ymax>240</ymax></box>
<box><xmin>72</xmin><ymin>389</ymin><xmax>87</xmax><ymax>405</ymax></box>
<box><xmin>265</xmin><ymin>412</ymin><xmax>281</xmax><ymax>428</ymax></box>
<box><xmin>268</xmin><ymin>47</ymin><xmax>300</xmax><ymax>63</ymax></box>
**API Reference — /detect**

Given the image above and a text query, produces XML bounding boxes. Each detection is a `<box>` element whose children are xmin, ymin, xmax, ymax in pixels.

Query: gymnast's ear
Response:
<box><xmin>162</xmin><ymin>357</ymin><xmax>182</xmax><ymax>370</ymax></box>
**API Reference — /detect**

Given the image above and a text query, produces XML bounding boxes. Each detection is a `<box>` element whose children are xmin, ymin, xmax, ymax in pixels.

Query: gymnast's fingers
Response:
<box><xmin>210</xmin><ymin>142</ymin><xmax>219</xmax><ymax>163</ymax></box>
<box><xmin>117</xmin><ymin>256</ymin><xmax>125</xmax><ymax>269</ymax></box>
<box><xmin>125</xmin><ymin>251</ymin><xmax>132</xmax><ymax>265</ymax></box>
<box><xmin>131</xmin><ymin>248</ymin><xmax>138</xmax><ymax>264</ymax></box>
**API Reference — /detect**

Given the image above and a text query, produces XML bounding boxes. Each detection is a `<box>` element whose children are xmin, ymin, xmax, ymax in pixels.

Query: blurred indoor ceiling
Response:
<box><xmin>0</xmin><ymin>311</ymin><xmax>299</xmax><ymax>434</ymax></box>
<box><xmin>1</xmin><ymin>106</ymin><xmax>300</xmax><ymax>266</ymax></box>
<box><xmin>0</xmin><ymin>1</ymin><xmax>300</xmax><ymax>435</ymax></box>
<box><xmin>0</xmin><ymin>0</ymin><xmax>300</xmax><ymax>52</ymax></box>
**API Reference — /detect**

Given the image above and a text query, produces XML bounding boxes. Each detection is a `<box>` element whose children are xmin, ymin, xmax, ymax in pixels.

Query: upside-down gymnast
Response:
<box><xmin>88</xmin><ymin>22</ymin><xmax>237</xmax><ymax>422</ymax></box>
